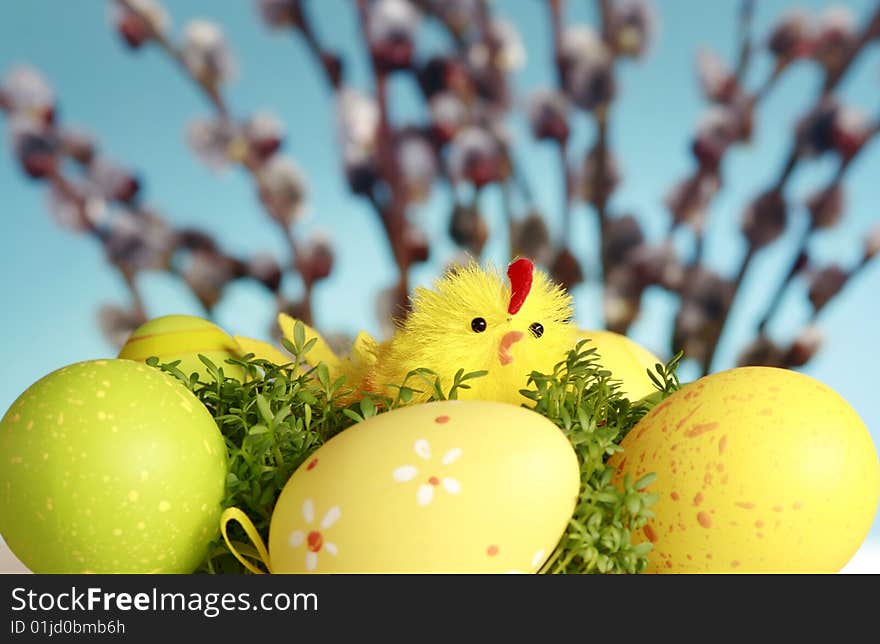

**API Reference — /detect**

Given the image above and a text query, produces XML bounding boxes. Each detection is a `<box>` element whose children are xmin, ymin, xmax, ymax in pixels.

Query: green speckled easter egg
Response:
<box><xmin>0</xmin><ymin>359</ymin><xmax>227</xmax><ymax>573</ymax></box>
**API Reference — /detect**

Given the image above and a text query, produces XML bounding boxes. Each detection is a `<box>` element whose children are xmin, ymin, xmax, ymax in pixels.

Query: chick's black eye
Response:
<box><xmin>471</xmin><ymin>317</ymin><xmax>487</xmax><ymax>333</ymax></box>
<box><xmin>529</xmin><ymin>322</ymin><xmax>544</xmax><ymax>338</ymax></box>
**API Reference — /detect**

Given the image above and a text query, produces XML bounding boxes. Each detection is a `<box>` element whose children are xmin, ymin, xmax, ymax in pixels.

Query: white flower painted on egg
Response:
<box><xmin>287</xmin><ymin>498</ymin><xmax>341</xmax><ymax>571</ymax></box>
<box><xmin>392</xmin><ymin>438</ymin><xmax>462</xmax><ymax>506</ymax></box>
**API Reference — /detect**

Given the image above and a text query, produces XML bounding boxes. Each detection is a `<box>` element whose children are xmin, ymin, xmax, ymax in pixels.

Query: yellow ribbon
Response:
<box><xmin>220</xmin><ymin>507</ymin><xmax>272</xmax><ymax>575</ymax></box>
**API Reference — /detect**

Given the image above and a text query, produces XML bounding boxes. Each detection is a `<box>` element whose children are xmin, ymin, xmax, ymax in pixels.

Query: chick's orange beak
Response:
<box><xmin>498</xmin><ymin>330</ymin><xmax>523</xmax><ymax>366</ymax></box>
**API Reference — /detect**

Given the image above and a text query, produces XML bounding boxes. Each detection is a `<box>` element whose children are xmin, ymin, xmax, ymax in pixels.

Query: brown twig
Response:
<box><xmin>700</xmin><ymin>6</ymin><xmax>880</xmax><ymax>374</ymax></box>
<box><xmin>548</xmin><ymin>0</ymin><xmax>565</xmax><ymax>81</ymax></box>
<box><xmin>685</xmin><ymin>1</ymin><xmax>761</xmax><ymax>266</ymax></box>
<box><xmin>422</xmin><ymin>0</ymin><xmax>537</xmax><ymax>253</ymax></box>
<box><xmin>288</xmin><ymin>1</ymin><xmax>343</xmax><ymax>90</ymax></box>
<box><xmin>355</xmin><ymin>0</ymin><xmax>411</xmax><ymax>319</ymax></box>
<box><xmin>46</xmin><ymin>168</ymin><xmax>97</xmax><ymax>233</ymax></box>
<box><xmin>119</xmin><ymin>266</ymin><xmax>147</xmax><ymax>319</ymax></box>
<box><xmin>46</xmin><ymin>165</ymin><xmax>153</xmax><ymax>322</ymax></box>
<box><xmin>116</xmin><ymin>0</ymin><xmax>311</xmax><ymax>322</ymax></box>
<box><xmin>685</xmin><ymin>85</ymin><xmax>784</xmax><ymax>269</ymax></box>
<box><xmin>594</xmin><ymin>0</ymin><xmax>613</xmax><ymax>240</ymax></box>
<box><xmin>588</xmin><ymin>0</ymin><xmax>617</xmax><ymax>330</ymax></box>
<box><xmin>302</xmin><ymin>36</ymin><xmax>339</xmax><ymax>90</ymax></box>
<box><xmin>754</xmin><ymin>62</ymin><xmax>785</xmax><ymax>102</ymax></box>
<box><xmin>786</xmin><ymin>243</ymin><xmax>877</xmax><ymax>364</ymax></box>
<box><xmin>548</xmin><ymin>0</ymin><xmax>573</xmax><ymax>246</ymax></box>
<box><xmin>117</xmin><ymin>0</ymin><xmax>229</xmax><ymax>121</ymax></box>
<box><xmin>500</xmin><ymin>180</ymin><xmax>516</xmax><ymax>258</ymax></box>
<box><xmin>733</xmin><ymin>0</ymin><xmax>755</xmax><ymax>81</ymax></box>
<box><xmin>415</xmin><ymin>0</ymin><xmax>468</xmax><ymax>52</ymax></box>
<box><xmin>822</xmin><ymin>7</ymin><xmax>880</xmax><ymax>94</ymax></box>
<box><xmin>593</xmin><ymin>105</ymin><xmax>611</xmax><ymax>242</ymax></box>
<box><xmin>558</xmin><ymin>140</ymin><xmax>573</xmax><ymax>243</ymax></box>
<box><xmin>757</xmin><ymin>119</ymin><xmax>879</xmax><ymax>333</ymax></box>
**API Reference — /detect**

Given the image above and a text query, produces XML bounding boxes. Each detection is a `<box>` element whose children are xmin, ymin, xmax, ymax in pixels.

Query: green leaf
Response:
<box><xmin>293</xmin><ymin>321</ymin><xmax>306</xmax><ymax>351</ymax></box>
<box><xmin>360</xmin><ymin>396</ymin><xmax>376</xmax><ymax>418</ymax></box>
<box><xmin>303</xmin><ymin>337</ymin><xmax>318</xmax><ymax>355</ymax></box>
<box><xmin>625</xmin><ymin>493</ymin><xmax>641</xmax><ymax>514</ymax></box>
<box><xmin>255</xmin><ymin>394</ymin><xmax>273</xmax><ymax>426</ymax></box>
<box><xmin>632</xmin><ymin>542</ymin><xmax>654</xmax><ymax>556</ymax></box>
<box><xmin>316</xmin><ymin>363</ymin><xmax>330</xmax><ymax>389</ymax></box>
<box><xmin>634</xmin><ymin>473</ymin><xmax>657</xmax><ymax>490</ymax></box>
<box><xmin>273</xmin><ymin>407</ymin><xmax>291</xmax><ymax>426</ymax></box>
<box><xmin>280</xmin><ymin>337</ymin><xmax>296</xmax><ymax>356</ymax></box>
<box><xmin>594</xmin><ymin>491</ymin><xmax>619</xmax><ymax>504</ymax></box>
<box><xmin>342</xmin><ymin>409</ymin><xmax>364</xmax><ymax>423</ymax></box>
<box><xmin>300</xmin><ymin>391</ymin><xmax>318</xmax><ymax>405</ymax></box>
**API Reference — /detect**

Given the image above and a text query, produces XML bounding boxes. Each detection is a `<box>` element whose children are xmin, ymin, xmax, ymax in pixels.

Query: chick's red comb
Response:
<box><xmin>507</xmin><ymin>258</ymin><xmax>534</xmax><ymax>315</ymax></box>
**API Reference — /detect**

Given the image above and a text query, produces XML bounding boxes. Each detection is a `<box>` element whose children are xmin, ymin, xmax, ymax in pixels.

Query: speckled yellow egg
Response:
<box><xmin>119</xmin><ymin>314</ymin><xmax>245</xmax><ymax>382</ymax></box>
<box><xmin>0</xmin><ymin>359</ymin><xmax>227</xmax><ymax>573</ymax></box>
<box><xmin>580</xmin><ymin>330</ymin><xmax>660</xmax><ymax>401</ymax></box>
<box><xmin>609</xmin><ymin>367</ymin><xmax>880</xmax><ymax>573</ymax></box>
<box><xmin>266</xmin><ymin>401</ymin><xmax>580</xmax><ymax>573</ymax></box>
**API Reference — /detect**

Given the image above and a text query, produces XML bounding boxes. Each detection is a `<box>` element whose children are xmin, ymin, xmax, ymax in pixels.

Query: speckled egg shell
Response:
<box><xmin>0</xmin><ymin>359</ymin><xmax>227</xmax><ymax>573</ymax></box>
<box><xmin>610</xmin><ymin>366</ymin><xmax>880</xmax><ymax>573</ymax></box>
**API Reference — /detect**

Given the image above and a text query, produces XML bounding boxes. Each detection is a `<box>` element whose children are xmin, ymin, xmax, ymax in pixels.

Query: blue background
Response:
<box><xmin>2</xmin><ymin>1</ymin><xmax>879</xmax><ymax>560</ymax></box>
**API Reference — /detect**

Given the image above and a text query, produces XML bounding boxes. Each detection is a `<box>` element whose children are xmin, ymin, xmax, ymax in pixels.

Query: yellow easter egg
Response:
<box><xmin>579</xmin><ymin>330</ymin><xmax>660</xmax><ymax>401</ymax></box>
<box><xmin>266</xmin><ymin>401</ymin><xmax>580</xmax><ymax>573</ymax></box>
<box><xmin>609</xmin><ymin>367</ymin><xmax>880</xmax><ymax>573</ymax></box>
<box><xmin>119</xmin><ymin>314</ymin><xmax>245</xmax><ymax>382</ymax></box>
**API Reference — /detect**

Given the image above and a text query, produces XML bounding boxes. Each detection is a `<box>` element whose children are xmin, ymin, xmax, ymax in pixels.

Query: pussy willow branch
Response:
<box><xmin>0</xmin><ymin>100</ymin><xmax>161</xmax><ymax>323</ymax></box>
<box><xmin>806</xmin><ymin>259</ymin><xmax>875</xmax><ymax>328</ymax></box>
<box><xmin>473</xmin><ymin>0</ymin><xmax>516</xmax><ymax>259</ymax></box>
<box><xmin>117</xmin><ymin>0</ymin><xmax>228</xmax><ymax>120</ymax></box>
<box><xmin>774</xmin><ymin>238</ymin><xmax>880</xmax><ymax>369</ymax></box>
<box><xmin>594</xmin><ymin>0</ymin><xmax>613</xmax><ymax>241</ymax></box>
<box><xmin>422</xmin><ymin>0</ymin><xmax>537</xmax><ymax>245</ymax></box>
<box><xmin>762</xmin><ymin>3</ymin><xmax>880</xmax><ymax>196</ymax></box>
<box><xmin>44</xmin><ymin>168</ymin><xmax>97</xmax><ymax>234</ymax></box>
<box><xmin>548</xmin><ymin>0</ymin><xmax>573</xmax><ymax>247</ymax></box>
<box><xmin>500</xmin><ymin>180</ymin><xmax>516</xmax><ymax>252</ymax></box>
<box><xmin>682</xmin><ymin>2</ymin><xmax>773</xmax><ymax>267</ymax></box>
<box><xmin>47</xmin><ymin>165</ymin><xmax>148</xmax><ymax>318</ymax></box>
<box><xmin>587</xmin><ymin>0</ymin><xmax>618</xmax><ymax>331</ymax></box>
<box><xmin>757</xmin><ymin>117</ymin><xmax>880</xmax><ymax>333</ymax></box>
<box><xmin>684</xmin><ymin>19</ymin><xmax>789</xmax><ymax>270</ymax></box>
<box><xmin>733</xmin><ymin>0</ymin><xmax>755</xmax><ymax>81</ymax></box>
<box><xmin>289</xmin><ymin>1</ymin><xmax>343</xmax><ymax>90</ymax></box>
<box><xmin>413</xmin><ymin>0</ymin><xmax>468</xmax><ymax>50</ymax></box>
<box><xmin>116</xmin><ymin>0</ymin><xmax>309</xmax><ymax>322</ymax></box>
<box><xmin>51</xmin><ymin>124</ymin><xmax>282</xmax><ymax>322</ymax></box>
<box><xmin>355</xmin><ymin>0</ymin><xmax>411</xmax><ymax>318</ymax></box>
<box><xmin>823</xmin><ymin>6</ymin><xmax>880</xmax><ymax>93</ymax></box>
<box><xmin>701</xmin><ymin>4</ymin><xmax>880</xmax><ymax>374</ymax></box>
<box><xmin>688</xmin><ymin>0</ymin><xmax>763</xmax><ymax>268</ymax></box>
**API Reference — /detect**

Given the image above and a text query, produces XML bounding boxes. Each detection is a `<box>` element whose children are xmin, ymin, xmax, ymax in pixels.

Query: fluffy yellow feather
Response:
<box><xmin>272</xmin><ymin>258</ymin><xmax>576</xmax><ymax>406</ymax></box>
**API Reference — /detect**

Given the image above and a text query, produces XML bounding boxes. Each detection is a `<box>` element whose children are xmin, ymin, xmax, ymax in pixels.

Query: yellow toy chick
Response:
<box><xmin>238</xmin><ymin>258</ymin><xmax>577</xmax><ymax>406</ymax></box>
